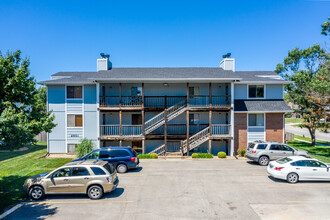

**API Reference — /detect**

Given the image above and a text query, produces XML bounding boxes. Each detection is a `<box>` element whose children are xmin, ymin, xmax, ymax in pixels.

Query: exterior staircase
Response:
<box><xmin>149</xmin><ymin>144</ymin><xmax>165</xmax><ymax>155</ymax></box>
<box><xmin>144</xmin><ymin>99</ymin><xmax>187</xmax><ymax>134</ymax></box>
<box><xmin>182</xmin><ymin>126</ymin><xmax>210</xmax><ymax>154</ymax></box>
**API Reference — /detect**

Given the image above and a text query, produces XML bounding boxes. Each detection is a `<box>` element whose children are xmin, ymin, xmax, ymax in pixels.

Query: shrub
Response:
<box><xmin>237</xmin><ymin>148</ymin><xmax>246</xmax><ymax>157</ymax></box>
<box><xmin>150</xmin><ymin>153</ymin><xmax>158</xmax><ymax>159</ymax></box>
<box><xmin>138</xmin><ymin>154</ymin><xmax>158</xmax><ymax>159</ymax></box>
<box><xmin>76</xmin><ymin>138</ymin><xmax>94</xmax><ymax>158</ymax></box>
<box><xmin>218</xmin><ymin>152</ymin><xmax>226</xmax><ymax>158</ymax></box>
<box><xmin>191</xmin><ymin>153</ymin><xmax>213</xmax><ymax>158</ymax></box>
<box><xmin>192</xmin><ymin>153</ymin><xmax>198</xmax><ymax>158</ymax></box>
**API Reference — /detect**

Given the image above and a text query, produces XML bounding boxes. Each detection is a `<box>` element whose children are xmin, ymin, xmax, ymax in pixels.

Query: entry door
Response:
<box><xmin>132</xmin><ymin>141</ymin><xmax>142</xmax><ymax>153</ymax></box>
<box><xmin>132</xmin><ymin>114</ymin><xmax>142</xmax><ymax>125</ymax></box>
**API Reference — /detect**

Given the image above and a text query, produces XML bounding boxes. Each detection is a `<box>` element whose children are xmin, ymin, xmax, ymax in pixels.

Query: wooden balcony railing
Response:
<box><xmin>211</xmin><ymin>124</ymin><xmax>231</xmax><ymax>135</ymax></box>
<box><xmin>99</xmin><ymin>95</ymin><xmax>231</xmax><ymax>108</ymax></box>
<box><xmin>100</xmin><ymin>125</ymin><xmax>142</xmax><ymax>136</ymax></box>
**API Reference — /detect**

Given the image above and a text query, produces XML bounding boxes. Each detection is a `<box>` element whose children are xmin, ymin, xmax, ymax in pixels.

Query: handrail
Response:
<box><xmin>149</xmin><ymin>144</ymin><xmax>165</xmax><ymax>155</ymax></box>
<box><xmin>182</xmin><ymin>126</ymin><xmax>210</xmax><ymax>152</ymax></box>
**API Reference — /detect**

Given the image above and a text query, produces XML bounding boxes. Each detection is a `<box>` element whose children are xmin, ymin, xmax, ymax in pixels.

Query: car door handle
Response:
<box><xmin>313</xmin><ymin>169</ymin><xmax>317</xmax><ymax>171</ymax></box>
<box><xmin>64</xmin><ymin>179</ymin><xmax>69</xmax><ymax>181</ymax></box>
<box><xmin>296</xmin><ymin>168</ymin><xmax>300</xmax><ymax>170</ymax></box>
<box><xmin>84</xmin><ymin>177</ymin><xmax>89</xmax><ymax>180</ymax></box>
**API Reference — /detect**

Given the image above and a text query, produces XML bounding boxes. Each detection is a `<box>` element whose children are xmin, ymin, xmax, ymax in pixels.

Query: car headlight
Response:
<box><xmin>25</xmin><ymin>179</ymin><xmax>31</xmax><ymax>186</ymax></box>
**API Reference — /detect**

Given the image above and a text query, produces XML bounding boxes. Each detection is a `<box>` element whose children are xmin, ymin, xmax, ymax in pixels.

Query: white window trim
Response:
<box><xmin>65</xmin><ymin>85</ymin><xmax>84</xmax><ymax>153</ymax></box>
<box><xmin>247</xmin><ymin>84</ymin><xmax>266</xmax><ymax>99</ymax></box>
<box><xmin>247</xmin><ymin>113</ymin><xmax>266</xmax><ymax>146</ymax></box>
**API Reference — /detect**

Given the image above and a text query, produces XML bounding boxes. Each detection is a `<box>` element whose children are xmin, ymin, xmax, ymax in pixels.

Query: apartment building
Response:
<box><xmin>40</xmin><ymin>54</ymin><xmax>292</xmax><ymax>156</ymax></box>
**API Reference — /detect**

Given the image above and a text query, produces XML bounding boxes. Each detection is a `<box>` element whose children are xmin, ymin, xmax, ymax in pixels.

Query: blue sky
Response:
<box><xmin>0</xmin><ymin>0</ymin><xmax>329</xmax><ymax>82</ymax></box>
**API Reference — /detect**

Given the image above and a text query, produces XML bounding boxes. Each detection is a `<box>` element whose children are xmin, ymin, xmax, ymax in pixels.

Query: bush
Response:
<box><xmin>76</xmin><ymin>138</ymin><xmax>94</xmax><ymax>158</ymax></box>
<box><xmin>237</xmin><ymin>148</ymin><xmax>246</xmax><ymax>157</ymax></box>
<box><xmin>150</xmin><ymin>153</ymin><xmax>158</xmax><ymax>159</ymax></box>
<box><xmin>138</xmin><ymin>154</ymin><xmax>158</xmax><ymax>159</ymax></box>
<box><xmin>191</xmin><ymin>153</ymin><xmax>213</xmax><ymax>158</ymax></box>
<box><xmin>217</xmin><ymin>152</ymin><xmax>226</xmax><ymax>158</ymax></box>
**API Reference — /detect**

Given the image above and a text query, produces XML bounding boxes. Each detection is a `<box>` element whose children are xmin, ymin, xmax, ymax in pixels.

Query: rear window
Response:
<box><xmin>277</xmin><ymin>157</ymin><xmax>292</xmax><ymax>164</ymax></box>
<box><xmin>91</xmin><ymin>167</ymin><xmax>106</xmax><ymax>175</ymax></box>
<box><xmin>72</xmin><ymin>167</ymin><xmax>90</xmax><ymax>176</ymax></box>
<box><xmin>248</xmin><ymin>143</ymin><xmax>255</xmax><ymax>149</ymax></box>
<box><xmin>131</xmin><ymin>149</ymin><xmax>137</xmax><ymax>157</ymax></box>
<box><xmin>103</xmin><ymin>163</ymin><xmax>115</xmax><ymax>174</ymax></box>
<box><xmin>257</xmin><ymin>144</ymin><xmax>267</xmax><ymax>150</ymax></box>
<box><xmin>99</xmin><ymin>150</ymin><xmax>111</xmax><ymax>158</ymax></box>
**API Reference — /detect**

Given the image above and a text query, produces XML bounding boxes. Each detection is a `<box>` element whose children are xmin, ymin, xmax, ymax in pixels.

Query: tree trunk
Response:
<box><xmin>307</xmin><ymin>127</ymin><xmax>316</xmax><ymax>146</ymax></box>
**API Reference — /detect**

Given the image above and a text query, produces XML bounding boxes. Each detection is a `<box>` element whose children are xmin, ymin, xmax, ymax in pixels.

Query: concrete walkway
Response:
<box><xmin>286</xmin><ymin>124</ymin><xmax>330</xmax><ymax>142</ymax></box>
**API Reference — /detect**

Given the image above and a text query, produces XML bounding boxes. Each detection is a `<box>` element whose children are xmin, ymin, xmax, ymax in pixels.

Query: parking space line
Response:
<box><xmin>27</xmin><ymin>200</ymin><xmax>134</xmax><ymax>204</ymax></box>
<box><xmin>286</xmin><ymin>201</ymin><xmax>310</xmax><ymax>203</ymax></box>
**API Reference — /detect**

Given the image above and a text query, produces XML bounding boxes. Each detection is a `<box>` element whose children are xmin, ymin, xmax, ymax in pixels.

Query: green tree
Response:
<box><xmin>276</xmin><ymin>19</ymin><xmax>330</xmax><ymax>145</ymax></box>
<box><xmin>0</xmin><ymin>50</ymin><xmax>55</xmax><ymax>150</ymax></box>
<box><xmin>76</xmin><ymin>138</ymin><xmax>94</xmax><ymax>157</ymax></box>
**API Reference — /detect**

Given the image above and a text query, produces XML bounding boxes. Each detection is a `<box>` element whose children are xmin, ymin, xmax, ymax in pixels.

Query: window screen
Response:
<box><xmin>72</xmin><ymin>167</ymin><xmax>90</xmax><ymax>176</ymax></box>
<box><xmin>91</xmin><ymin>167</ymin><xmax>106</xmax><ymax>175</ymax></box>
<box><xmin>248</xmin><ymin>85</ymin><xmax>264</xmax><ymax>98</ymax></box>
<box><xmin>67</xmin><ymin>86</ymin><xmax>82</xmax><ymax>98</ymax></box>
<box><xmin>248</xmin><ymin>114</ymin><xmax>264</xmax><ymax>126</ymax></box>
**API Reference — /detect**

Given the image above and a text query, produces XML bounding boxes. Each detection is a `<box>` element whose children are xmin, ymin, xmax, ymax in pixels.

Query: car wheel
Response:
<box><xmin>88</xmin><ymin>185</ymin><xmax>103</xmax><ymax>200</ymax></box>
<box><xmin>117</xmin><ymin>164</ymin><xmax>128</xmax><ymax>173</ymax></box>
<box><xmin>258</xmin><ymin>156</ymin><xmax>269</xmax><ymax>166</ymax></box>
<box><xmin>287</xmin><ymin>172</ymin><xmax>299</xmax><ymax>184</ymax></box>
<box><xmin>29</xmin><ymin>186</ymin><xmax>45</xmax><ymax>200</ymax></box>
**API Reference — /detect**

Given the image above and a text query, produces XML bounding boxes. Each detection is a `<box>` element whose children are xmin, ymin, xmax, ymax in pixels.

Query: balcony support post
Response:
<box><xmin>164</xmin><ymin>110</ymin><xmax>167</xmax><ymax>156</ymax></box>
<box><xmin>119</xmin><ymin>83</ymin><xmax>122</xmax><ymax>107</ymax></box>
<box><xmin>186</xmin><ymin>82</ymin><xmax>190</xmax><ymax>156</ymax></box>
<box><xmin>119</xmin><ymin>110</ymin><xmax>122</xmax><ymax>137</ymax></box>
<box><xmin>209</xmin><ymin>82</ymin><xmax>212</xmax><ymax>106</ymax></box>
<box><xmin>230</xmin><ymin>82</ymin><xmax>234</xmax><ymax>156</ymax></box>
<box><xmin>142</xmin><ymin>139</ymin><xmax>145</xmax><ymax>154</ymax></box>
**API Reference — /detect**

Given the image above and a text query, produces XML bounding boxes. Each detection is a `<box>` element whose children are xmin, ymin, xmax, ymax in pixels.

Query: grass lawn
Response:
<box><xmin>287</xmin><ymin>140</ymin><xmax>330</xmax><ymax>163</ymax></box>
<box><xmin>0</xmin><ymin>143</ymin><xmax>72</xmax><ymax>213</ymax></box>
<box><xmin>294</xmin><ymin>135</ymin><xmax>330</xmax><ymax>146</ymax></box>
<box><xmin>285</xmin><ymin>118</ymin><xmax>303</xmax><ymax>124</ymax></box>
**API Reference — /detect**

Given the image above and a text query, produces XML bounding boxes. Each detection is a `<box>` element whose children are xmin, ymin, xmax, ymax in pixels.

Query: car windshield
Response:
<box><xmin>277</xmin><ymin>157</ymin><xmax>292</xmax><ymax>164</ymax></box>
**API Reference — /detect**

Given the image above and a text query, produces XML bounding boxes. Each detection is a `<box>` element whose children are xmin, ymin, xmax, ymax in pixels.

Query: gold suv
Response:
<box><xmin>23</xmin><ymin>160</ymin><xmax>119</xmax><ymax>200</ymax></box>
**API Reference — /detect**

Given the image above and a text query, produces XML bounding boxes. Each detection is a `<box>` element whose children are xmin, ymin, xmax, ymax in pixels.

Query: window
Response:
<box><xmin>269</xmin><ymin>144</ymin><xmax>281</xmax><ymax>150</ymax></box>
<box><xmin>248</xmin><ymin>143</ymin><xmax>255</xmax><ymax>150</ymax></box>
<box><xmin>282</xmin><ymin>145</ymin><xmax>293</xmax><ymax>152</ymax></box>
<box><xmin>189</xmin><ymin>87</ymin><xmax>200</xmax><ymax>96</ymax></box>
<box><xmin>86</xmin><ymin>151</ymin><xmax>100</xmax><ymax>159</ymax></box>
<box><xmin>72</xmin><ymin>167</ymin><xmax>90</xmax><ymax>176</ymax></box>
<box><xmin>248</xmin><ymin>85</ymin><xmax>264</xmax><ymax>98</ymax></box>
<box><xmin>67</xmin><ymin>115</ymin><xmax>83</xmax><ymax>127</ymax></box>
<box><xmin>91</xmin><ymin>167</ymin><xmax>106</xmax><ymax>175</ymax></box>
<box><xmin>103</xmin><ymin>163</ymin><xmax>115</xmax><ymax>174</ymax></box>
<box><xmin>99</xmin><ymin>150</ymin><xmax>111</xmax><ymax>158</ymax></box>
<box><xmin>248</xmin><ymin>114</ymin><xmax>264</xmax><ymax>126</ymax></box>
<box><xmin>52</xmin><ymin>168</ymin><xmax>71</xmax><ymax>178</ymax></box>
<box><xmin>257</xmin><ymin>144</ymin><xmax>267</xmax><ymax>150</ymax></box>
<box><xmin>189</xmin><ymin>113</ymin><xmax>200</xmax><ymax>124</ymax></box>
<box><xmin>308</xmin><ymin>160</ymin><xmax>327</xmax><ymax>168</ymax></box>
<box><xmin>67</xmin><ymin>86</ymin><xmax>82</xmax><ymax>99</ymax></box>
<box><xmin>294</xmin><ymin>160</ymin><xmax>309</xmax><ymax>167</ymax></box>
<box><xmin>109</xmin><ymin>150</ymin><xmax>130</xmax><ymax>158</ymax></box>
<box><xmin>67</xmin><ymin>144</ymin><xmax>77</xmax><ymax>154</ymax></box>
<box><xmin>131</xmin><ymin>87</ymin><xmax>142</xmax><ymax>96</ymax></box>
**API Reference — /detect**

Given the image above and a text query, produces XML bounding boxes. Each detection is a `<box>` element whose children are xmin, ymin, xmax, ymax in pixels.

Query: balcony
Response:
<box><xmin>99</xmin><ymin>95</ymin><xmax>231</xmax><ymax>109</ymax></box>
<box><xmin>99</xmin><ymin>124</ymin><xmax>231</xmax><ymax>139</ymax></box>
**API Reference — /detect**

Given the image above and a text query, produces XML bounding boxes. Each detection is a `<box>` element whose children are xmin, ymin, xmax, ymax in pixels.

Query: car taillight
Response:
<box><xmin>251</xmin><ymin>151</ymin><xmax>256</xmax><ymax>153</ymax></box>
<box><xmin>275</xmin><ymin>167</ymin><xmax>284</xmax><ymax>171</ymax></box>
<box><xmin>130</xmin><ymin>157</ymin><xmax>136</xmax><ymax>163</ymax></box>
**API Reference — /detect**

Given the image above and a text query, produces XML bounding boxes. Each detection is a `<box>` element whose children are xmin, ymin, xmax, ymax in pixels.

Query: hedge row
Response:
<box><xmin>138</xmin><ymin>153</ymin><xmax>158</xmax><ymax>159</ymax></box>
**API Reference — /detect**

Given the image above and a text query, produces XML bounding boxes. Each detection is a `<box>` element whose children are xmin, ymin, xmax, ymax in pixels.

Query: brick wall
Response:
<box><xmin>265</xmin><ymin>113</ymin><xmax>284</xmax><ymax>143</ymax></box>
<box><xmin>234</xmin><ymin>113</ymin><xmax>247</xmax><ymax>153</ymax></box>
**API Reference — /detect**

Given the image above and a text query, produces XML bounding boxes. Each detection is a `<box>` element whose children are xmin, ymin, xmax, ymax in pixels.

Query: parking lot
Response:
<box><xmin>5</xmin><ymin>158</ymin><xmax>330</xmax><ymax>220</ymax></box>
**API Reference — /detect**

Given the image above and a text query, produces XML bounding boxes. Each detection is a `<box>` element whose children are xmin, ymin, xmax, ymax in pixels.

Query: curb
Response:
<box><xmin>0</xmin><ymin>203</ymin><xmax>23</xmax><ymax>219</ymax></box>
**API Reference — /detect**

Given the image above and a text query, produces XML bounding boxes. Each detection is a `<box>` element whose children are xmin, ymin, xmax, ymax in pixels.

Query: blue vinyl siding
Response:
<box><xmin>234</xmin><ymin>84</ymin><xmax>247</xmax><ymax>99</ymax></box>
<box><xmin>266</xmin><ymin>84</ymin><xmax>283</xmax><ymax>99</ymax></box>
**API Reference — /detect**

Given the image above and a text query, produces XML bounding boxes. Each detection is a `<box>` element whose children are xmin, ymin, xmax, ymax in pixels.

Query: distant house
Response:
<box><xmin>39</xmin><ymin>54</ymin><xmax>292</xmax><ymax>156</ymax></box>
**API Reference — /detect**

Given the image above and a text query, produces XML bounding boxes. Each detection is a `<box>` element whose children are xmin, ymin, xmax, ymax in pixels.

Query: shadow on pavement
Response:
<box><xmin>246</xmin><ymin>161</ymin><xmax>260</xmax><ymax>166</ymax></box>
<box><xmin>129</xmin><ymin>167</ymin><xmax>143</xmax><ymax>173</ymax></box>
<box><xmin>268</xmin><ymin>176</ymin><xmax>330</xmax><ymax>184</ymax></box>
<box><xmin>5</xmin><ymin>203</ymin><xmax>57</xmax><ymax>220</ymax></box>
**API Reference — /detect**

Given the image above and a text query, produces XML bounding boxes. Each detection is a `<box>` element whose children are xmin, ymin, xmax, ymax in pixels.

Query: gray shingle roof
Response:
<box><xmin>39</xmin><ymin>68</ymin><xmax>289</xmax><ymax>85</ymax></box>
<box><xmin>234</xmin><ymin>99</ymin><xmax>293</xmax><ymax>112</ymax></box>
